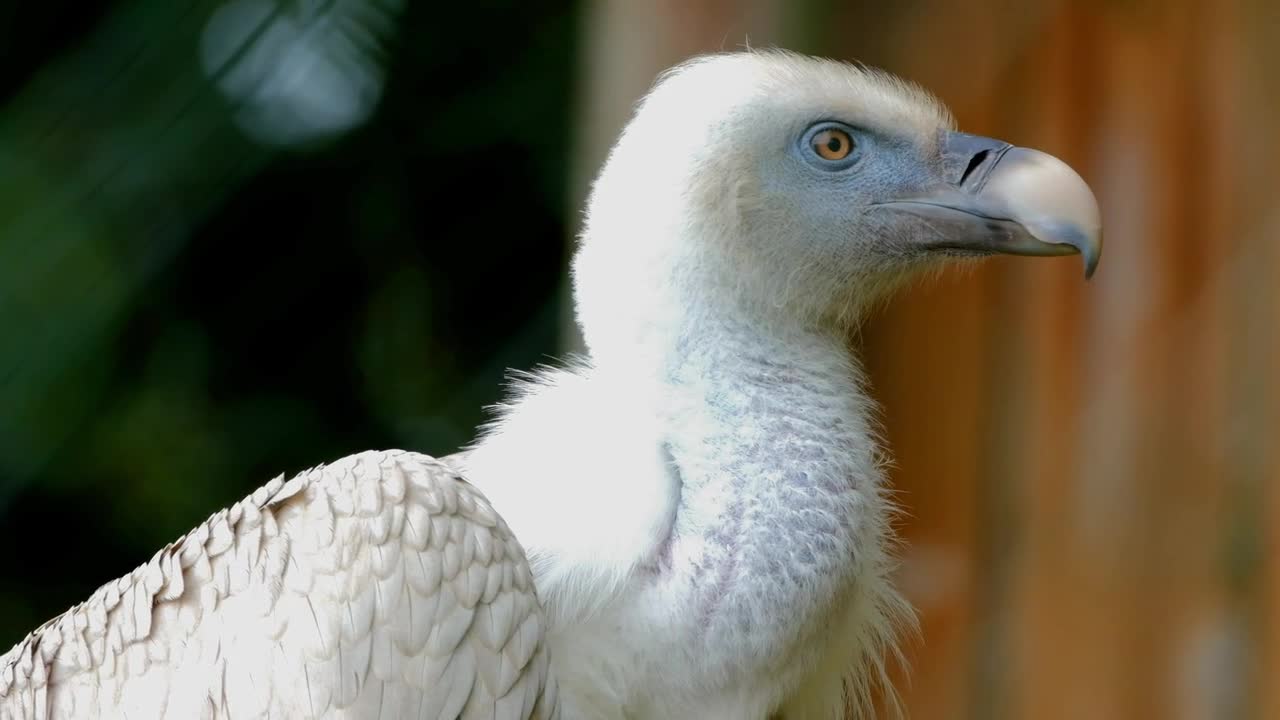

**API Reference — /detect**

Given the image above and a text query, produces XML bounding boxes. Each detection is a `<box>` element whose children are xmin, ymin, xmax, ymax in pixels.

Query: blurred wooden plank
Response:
<box><xmin>1150</xmin><ymin>5</ymin><xmax>1248</xmax><ymax>718</ymax></box>
<box><xmin>1231</xmin><ymin>5</ymin><xmax>1280</xmax><ymax>720</ymax></box>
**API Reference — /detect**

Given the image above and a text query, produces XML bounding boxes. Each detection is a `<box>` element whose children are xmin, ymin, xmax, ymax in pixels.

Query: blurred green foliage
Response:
<box><xmin>0</xmin><ymin>0</ymin><xmax>579</xmax><ymax>646</ymax></box>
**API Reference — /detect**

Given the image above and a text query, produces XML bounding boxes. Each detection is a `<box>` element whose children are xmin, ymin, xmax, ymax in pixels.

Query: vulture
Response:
<box><xmin>0</xmin><ymin>50</ymin><xmax>1101</xmax><ymax>719</ymax></box>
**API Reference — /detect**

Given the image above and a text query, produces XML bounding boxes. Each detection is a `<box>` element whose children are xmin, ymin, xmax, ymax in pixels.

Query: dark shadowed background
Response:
<box><xmin>2</xmin><ymin>1</ymin><xmax>1278</xmax><ymax>719</ymax></box>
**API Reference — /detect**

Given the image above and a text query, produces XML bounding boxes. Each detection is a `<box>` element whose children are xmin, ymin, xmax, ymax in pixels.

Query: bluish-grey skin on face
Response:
<box><xmin>755</xmin><ymin>115</ymin><xmax>1101</xmax><ymax>288</ymax></box>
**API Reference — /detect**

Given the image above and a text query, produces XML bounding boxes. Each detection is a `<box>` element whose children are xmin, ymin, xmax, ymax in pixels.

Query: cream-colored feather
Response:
<box><xmin>0</xmin><ymin>451</ymin><xmax>558</xmax><ymax>720</ymax></box>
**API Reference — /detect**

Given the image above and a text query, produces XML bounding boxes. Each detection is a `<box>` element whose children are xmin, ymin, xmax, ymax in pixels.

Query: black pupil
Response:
<box><xmin>826</xmin><ymin>136</ymin><xmax>843</xmax><ymax>153</ymax></box>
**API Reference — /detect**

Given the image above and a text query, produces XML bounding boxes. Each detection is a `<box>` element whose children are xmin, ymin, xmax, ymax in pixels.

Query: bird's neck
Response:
<box><xmin>641</xmin><ymin>304</ymin><xmax>890</xmax><ymax>634</ymax></box>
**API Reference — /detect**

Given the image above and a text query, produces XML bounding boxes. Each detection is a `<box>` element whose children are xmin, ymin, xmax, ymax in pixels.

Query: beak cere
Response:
<box><xmin>878</xmin><ymin>131</ymin><xmax>1104</xmax><ymax>278</ymax></box>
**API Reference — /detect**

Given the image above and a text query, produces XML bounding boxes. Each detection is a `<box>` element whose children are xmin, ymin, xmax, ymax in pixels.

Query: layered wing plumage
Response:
<box><xmin>0</xmin><ymin>450</ymin><xmax>558</xmax><ymax>720</ymax></box>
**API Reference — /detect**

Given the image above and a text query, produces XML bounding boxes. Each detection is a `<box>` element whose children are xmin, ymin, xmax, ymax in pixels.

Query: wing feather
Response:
<box><xmin>0</xmin><ymin>450</ymin><xmax>557</xmax><ymax>719</ymax></box>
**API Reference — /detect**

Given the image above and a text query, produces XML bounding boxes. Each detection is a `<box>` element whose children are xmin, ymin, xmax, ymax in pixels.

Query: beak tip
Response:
<box><xmin>988</xmin><ymin>147</ymin><xmax>1103</xmax><ymax>281</ymax></box>
<box><xmin>1079</xmin><ymin>229</ymin><xmax>1102</xmax><ymax>280</ymax></box>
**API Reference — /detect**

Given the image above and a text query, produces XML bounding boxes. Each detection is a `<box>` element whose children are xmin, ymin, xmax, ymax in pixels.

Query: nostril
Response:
<box><xmin>959</xmin><ymin>150</ymin><xmax>989</xmax><ymax>186</ymax></box>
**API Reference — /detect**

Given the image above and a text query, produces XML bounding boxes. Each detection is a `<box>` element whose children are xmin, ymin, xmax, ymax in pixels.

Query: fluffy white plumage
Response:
<box><xmin>1</xmin><ymin>50</ymin><xmax>1100</xmax><ymax>719</ymax></box>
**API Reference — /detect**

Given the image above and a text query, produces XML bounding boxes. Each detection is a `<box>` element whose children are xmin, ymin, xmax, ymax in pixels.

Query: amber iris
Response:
<box><xmin>812</xmin><ymin>128</ymin><xmax>853</xmax><ymax>161</ymax></box>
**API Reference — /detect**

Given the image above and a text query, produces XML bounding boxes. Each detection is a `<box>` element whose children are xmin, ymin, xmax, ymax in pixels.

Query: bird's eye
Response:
<box><xmin>811</xmin><ymin>128</ymin><xmax>854</xmax><ymax>161</ymax></box>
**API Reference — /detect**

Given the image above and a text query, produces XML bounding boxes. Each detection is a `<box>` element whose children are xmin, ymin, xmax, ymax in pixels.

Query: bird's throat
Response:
<box><xmin>652</xmin><ymin>317</ymin><xmax>887</xmax><ymax>647</ymax></box>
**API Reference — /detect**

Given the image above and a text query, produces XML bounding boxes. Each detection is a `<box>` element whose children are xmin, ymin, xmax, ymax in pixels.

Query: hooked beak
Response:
<box><xmin>875</xmin><ymin>132</ymin><xmax>1103</xmax><ymax>279</ymax></box>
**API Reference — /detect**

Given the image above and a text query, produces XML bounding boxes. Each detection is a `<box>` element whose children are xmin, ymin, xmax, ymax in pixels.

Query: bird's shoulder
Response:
<box><xmin>460</xmin><ymin>366</ymin><xmax>681</xmax><ymax>626</ymax></box>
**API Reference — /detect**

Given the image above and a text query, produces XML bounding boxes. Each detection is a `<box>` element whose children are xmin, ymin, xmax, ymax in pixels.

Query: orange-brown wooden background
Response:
<box><xmin>572</xmin><ymin>2</ymin><xmax>1280</xmax><ymax>718</ymax></box>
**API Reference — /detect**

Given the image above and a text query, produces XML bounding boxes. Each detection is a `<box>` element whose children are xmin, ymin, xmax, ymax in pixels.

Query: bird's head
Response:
<box><xmin>573</xmin><ymin>51</ymin><xmax>1101</xmax><ymax>360</ymax></box>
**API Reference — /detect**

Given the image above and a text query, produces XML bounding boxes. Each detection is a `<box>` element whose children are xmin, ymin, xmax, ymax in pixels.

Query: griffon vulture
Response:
<box><xmin>0</xmin><ymin>50</ymin><xmax>1101</xmax><ymax>720</ymax></box>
